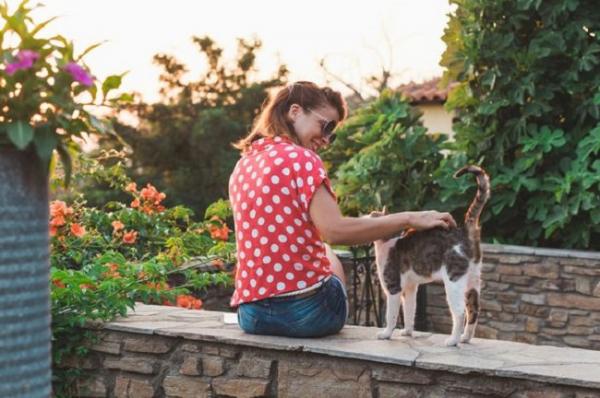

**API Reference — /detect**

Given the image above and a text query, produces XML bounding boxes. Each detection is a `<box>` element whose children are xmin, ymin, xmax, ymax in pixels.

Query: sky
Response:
<box><xmin>12</xmin><ymin>0</ymin><xmax>454</xmax><ymax>103</ymax></box>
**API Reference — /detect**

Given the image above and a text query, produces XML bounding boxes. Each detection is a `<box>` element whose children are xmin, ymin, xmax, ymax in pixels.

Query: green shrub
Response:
<box><xmin>439</xmin><ymin>0</ymin><xmax>600</xmax><ymax>249</ymax></box>
<box><xmin>322</xmin><ymin>90</ymin><xmax>448</xmax><ymax>215</ymax></box>
<box><xmin>50</xmin><ymin>153</ymin><xmax>233</xmax><ymax>396</ymax></box>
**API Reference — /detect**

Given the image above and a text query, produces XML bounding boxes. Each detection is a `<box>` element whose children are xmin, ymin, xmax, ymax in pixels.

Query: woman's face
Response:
<box><xmin>288</xmin><ymin>103</ymin><xmax>339</xmax><ymax>152</ymax></box>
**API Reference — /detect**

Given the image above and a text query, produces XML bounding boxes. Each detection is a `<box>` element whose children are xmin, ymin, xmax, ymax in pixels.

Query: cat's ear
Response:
<box><xmin>382</xmin><ymin>206</ymin><xmax>388</xmax><ymax>215</ymax></box>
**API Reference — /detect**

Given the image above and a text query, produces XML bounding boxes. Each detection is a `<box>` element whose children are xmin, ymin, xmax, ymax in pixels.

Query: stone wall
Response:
<box><xmin>62</xmin><ymin>304</ymin><xmax>600</xmax><ymax>398</ymax></box>
<box><xmin>426</xmin><ymin>244</ymin><xmax>600</xmax><ymax>350</ymax></box>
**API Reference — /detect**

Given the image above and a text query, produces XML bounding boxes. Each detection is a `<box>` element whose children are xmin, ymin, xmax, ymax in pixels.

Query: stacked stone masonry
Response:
<box><xmin>425</xmin><ymin>244</ymin><xmax>600</xmax><ymax>350</ymax></box>
<box><xmin>64</xmin><ymin>304</ymin><xmax>600</xmax><ymax>397</ymax></box>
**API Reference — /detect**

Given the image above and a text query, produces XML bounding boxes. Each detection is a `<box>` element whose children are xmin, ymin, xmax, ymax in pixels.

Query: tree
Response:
<box><xmin>438</xmin><ymin>0</ymin><xmax>600</xmax><ymax>249</ymax></box>
<box><xmin>321</xmin><ymin>90</ymin><xmax>448</xmax><ymax>216</ymax></box>
<box><xmin>98</xmin><ymin>36</ymin><xmax>288</xmax><ymax>217</ymax></box>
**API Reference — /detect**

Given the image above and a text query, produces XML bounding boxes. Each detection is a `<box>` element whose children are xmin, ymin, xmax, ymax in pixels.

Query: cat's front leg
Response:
<box><xmin>377</xmin><ymin>292</ymin><xmax>401</xmax><ymax>340</ymax></box>
<box><xmin>398</xmin><ymin>284</ymin><xmax>418</xmax><ymax>336</ymax></box>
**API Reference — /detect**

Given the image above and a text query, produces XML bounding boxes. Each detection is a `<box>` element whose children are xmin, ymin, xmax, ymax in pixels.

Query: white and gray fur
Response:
<box><xmin>373</xmin><ymin>165</ymin><xmax>490</xmax><ymax>346</ymax></box>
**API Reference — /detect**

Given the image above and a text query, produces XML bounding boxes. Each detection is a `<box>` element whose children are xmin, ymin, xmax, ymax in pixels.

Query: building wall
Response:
<box><xmin>416</xmin><ymin>103</ymin><xmax>455</xmax><ymax>140</ymax></box>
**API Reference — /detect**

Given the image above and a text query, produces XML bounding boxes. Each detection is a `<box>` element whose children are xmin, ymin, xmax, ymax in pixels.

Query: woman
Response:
<box><xmin>228</xmin><ymin>81</ymin><xmax>456</xmax><ymax>338</ymax></box>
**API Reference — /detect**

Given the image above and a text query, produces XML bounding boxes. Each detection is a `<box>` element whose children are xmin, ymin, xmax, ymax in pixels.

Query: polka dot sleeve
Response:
<box><xmin>292</xmin><ymin>150</ymin><xmax>336</xmax><ymax>213</ymax></box>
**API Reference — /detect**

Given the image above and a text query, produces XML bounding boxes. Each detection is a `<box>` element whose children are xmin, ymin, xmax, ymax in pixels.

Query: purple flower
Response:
<box><xmin>64</xmin><ymin>62</ymin><xmax>94</xmax><ymax>87</ymax></box>
<box><xmin>4</xmin><ymin>50</ymin><xmax>40</xmax><ymax>75</ymax></box>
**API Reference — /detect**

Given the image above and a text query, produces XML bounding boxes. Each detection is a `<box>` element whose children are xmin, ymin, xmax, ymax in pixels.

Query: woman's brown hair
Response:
<box><xmin>233</xmin><ymin>81</ymin><xmax>347</xmax><ymax>153</ymax></box>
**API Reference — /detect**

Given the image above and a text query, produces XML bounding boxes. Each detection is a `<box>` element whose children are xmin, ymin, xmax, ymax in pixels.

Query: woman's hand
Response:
<box><xmin>408</xmin><ymin>210</ymin><xmax>457</xmax><ymax>231</ymax></box>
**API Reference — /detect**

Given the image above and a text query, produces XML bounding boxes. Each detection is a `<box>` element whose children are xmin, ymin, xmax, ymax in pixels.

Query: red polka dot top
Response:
<box><xmin>228</xmin><ymin>135</ymin><xmax>336</xmax><ymax>307</ymax></box>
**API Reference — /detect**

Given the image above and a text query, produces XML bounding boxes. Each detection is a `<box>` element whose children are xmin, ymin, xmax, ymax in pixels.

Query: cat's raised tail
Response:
<box><xmin>453</xmin><ymin>165</ymin><xmax>491</xmax><ymax>262</ymax></box>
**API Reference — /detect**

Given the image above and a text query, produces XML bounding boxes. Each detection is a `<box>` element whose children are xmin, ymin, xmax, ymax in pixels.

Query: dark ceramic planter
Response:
<box><xmin>0</xmin><ymin>147</ymin><xmax>51</xmax><ymax>397</ymax></box>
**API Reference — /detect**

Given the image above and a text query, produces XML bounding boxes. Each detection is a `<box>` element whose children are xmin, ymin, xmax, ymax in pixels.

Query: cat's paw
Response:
<box><xmin>460</xmin><ymin>334</ymin><xmax>472</xmax><ymax>343</ymax></box>
<box><xmin>399</xmin><ymin>328</ymin><xmax>413</xmax><ymax>336</ymax></box>
<box><xmin>376</xmin><ymin>330</ymin><xmax>393</xmax><ymax>340</ymax></box>
<box><xmin>445</xmin><ymin>336</ymin><xmax>460</xmax><ymax>346</ymax></box>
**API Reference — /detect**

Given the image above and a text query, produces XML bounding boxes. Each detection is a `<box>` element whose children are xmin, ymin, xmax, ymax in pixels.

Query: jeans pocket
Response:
<box><xmin>237</xmin><ymin>305</ymin><xmax>260</xmax><ymax>334</ymax></box>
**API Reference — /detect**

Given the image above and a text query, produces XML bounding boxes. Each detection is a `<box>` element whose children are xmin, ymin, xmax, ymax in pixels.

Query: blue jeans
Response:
<box><xmin>237</xmin><ymin>276</ymin><xmax>348</xmax><ymax>338</ymax></box>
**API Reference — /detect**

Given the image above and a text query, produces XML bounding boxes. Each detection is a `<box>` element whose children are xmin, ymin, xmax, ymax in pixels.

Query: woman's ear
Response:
<box><xmin>287</xmin><ymin>103</ymin><xmax>302</xmax><ymax>122</ymax></box>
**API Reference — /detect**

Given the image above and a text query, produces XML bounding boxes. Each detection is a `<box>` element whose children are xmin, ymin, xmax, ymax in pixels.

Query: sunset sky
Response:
<box><xmin>11</xmin><ymin>0</ymin><xmax>453</xmax><ymax>102</ymax></box>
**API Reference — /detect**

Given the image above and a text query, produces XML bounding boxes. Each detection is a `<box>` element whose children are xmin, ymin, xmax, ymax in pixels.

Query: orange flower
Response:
<box><xmin>176</xmin><ymin>295</ymin><xmax>191</xmax><ymax>308</ymax></box>
<box><xmin>52</xmin><ymin>279</ymin><xmax>66</xmax><ymax>288</ymax></box>
<box><xmin>50</xmin><ymin>200</ymin><xmax>67</xmax><ymax>218</ymax></box>
<box><xmin>140</xmin><ymin>184</ymin><xmax>159</xmax><ymax>200</ymax></box>
<box><xmin>111</xmin><ymin>220</ymin><xmax>125</xmax><ymax>232</ymax></box>
<box><xmin>130</xmin><ymin>198</ymin><xmax>140</xmax><ymax>208</ymax></box>
<box><xmin>70</xmin><ymin>223</ymin><xmax>86</xmax><ymax>238</ymax></box>
<box><xmin>209</xmin><ymin>224</ymin><xmax>230</xmax><ymax>241</ymax></box>
<box><xmin>122</xmin><ymin>230</ymin><xmax>138</xmax><ymax>245</ymax></box>
<box><xmin>211</xmin><ymin>258</ymin><xmax>225</xmax><ymax>270</ymax></box>
<box><xmin>141</xmin><ymin>205</ymin><xmax>154</xmax><ymax>215</ymax></box>
<box><xmin>49</xmin><ymin>226</ymin><xmax>58</xmax><ymax>237</ymax></box>
<box><xmin>102</xmin><ymin>263</ymin><xmax>121</xmax><ymax>279</ymax></box>
<box><xmin>50</xmin><ymin>215</ymin><xmax>66</xmax><ymax>227</ymax></box>
<box><xmin>79</xmin><ymin>283</ymin><xmax>95</xmax><ymax>290</ymax></box>
<box><xmin>125</xmin><ymin>182</ymin><xmax>137</xmax><ymax>192</ymax></box>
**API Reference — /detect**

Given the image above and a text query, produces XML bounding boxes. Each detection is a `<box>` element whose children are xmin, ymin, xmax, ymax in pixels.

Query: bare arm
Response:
<box><xmin>309</xmin><ymin>185</ymin><xmax>456</xmax><ymax>246</ymax></box>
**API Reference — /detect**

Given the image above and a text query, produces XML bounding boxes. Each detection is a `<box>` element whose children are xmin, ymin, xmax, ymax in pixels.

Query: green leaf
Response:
<box><xmin>76</xmin><ymin>41</ymin><xmax>107</xmax><ymax>61</ymax></box>
<box><xmin>7</xmin><ymin>121</ymin><xmax>34</xmax><ymax>150</ymax></box>
<box><xmin>33</xmin><ymin>125</ymin><xmax>58</xmax><ymax>163</ymax></box>
<box><xmin>102</xmin><ymin>73</ymin><xmax>127</xmax><ymax>100</ymax></box>
<box><xmin>56</xmin><ymin>142</ymin><xmax>72</xmax><ymax>187</ymax></box>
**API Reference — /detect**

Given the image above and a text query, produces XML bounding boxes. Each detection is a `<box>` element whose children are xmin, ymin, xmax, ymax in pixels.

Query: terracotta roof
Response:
<box><xmin>398</xmin><ymin>77</ymin><xmax>457</xmax><ymax>104</ymax></box>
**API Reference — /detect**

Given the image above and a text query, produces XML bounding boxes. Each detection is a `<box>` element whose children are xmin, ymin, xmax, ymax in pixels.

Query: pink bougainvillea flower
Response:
<box><xmin>4</xmin><ymin>50</ymin><xmax>40</xmax><ymax>75</ymax></box>
<box><xmin>64</xmin><ymin>62</ymin><xmax>94</xmax><ymax>86</ymax></box>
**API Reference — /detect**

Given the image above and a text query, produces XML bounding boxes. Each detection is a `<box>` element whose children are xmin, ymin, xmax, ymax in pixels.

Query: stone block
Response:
<box><xmin>520</xmin><ymin>304</ymin><xmax>550</xmax><ymax>318</ymax></box>
<box><xmin>500</xmin><ymin>275</ymin><xmax>533</xmax><ymax>286</ymax></box>
<box><xmin>563</xmin><ymin>265</ymin><xmax>600</xmax><ymax>276</ymax></box>
<box><xmin>489</xmin><ymin>321</ymin><xmax>525</xmax><ymax>332</ymax></box>
<box><xmin>496</xmin><ymin>265</ymin><xmax>523</xmax><ymax>275</ymax></box>
<box><xmin>521</xmin><ymin>294</ymin><xmax>546</xmax><ymax>305</ymax></box>
<box><xmin>277</xmin><ymin>358</ymin><xmax>371</xmax><ymax>398</ymax></box>
<box><xmin>522</xmin><ymin>262</ymin><xmax>559</xmax><ymax>279</ymax></box>
<box><xmin>575</xmin><ymin>277</ymin><xmax>592</xmax><ymax>295</ymax></box>
<box><xmin>525</xmin><ymin>318</ymin><xmax>542</xmax><ymax>333</ymax></box>
<box><xmin>103</xmin><ymin>355</ymin><xmax>157</xmax><ymax>375</ymax></box>
<box><xmin>548</xmin><ymin>309</ymin><xmax>569</xmax><ymax>324</ymax></box>
<box><xmin>593</xmin><ymin>282</ymin><xmax>600</xmax><ymax>297</ymax></box>
<box><xmin>547</xmin><ymin>294</ymin><xmax>600</xmax><ymax>311</ymax></box>
<box><xmin>180</xmin><ymin>343</ymin><xmax>201</xmax><ymax>353</ymax></box>
<box><xmin>219</xmin><ymin>346</ymin><xmax>239</xmax><ymax>359</ymax></box>
<box><xmin>76</xmin><ymin>375</ymin><xmax>107</xmax><ymax>397</ymax></box>
<box><xmin>180</xmin><ymin>356</ymin><xmax>202</xmax><ymax>376</ymax></box>
<box><xmin>115</xmin><ymin>376</ymin><xmax>155</xmax><ymax>398</ymax></box>
<box><xmin>563</xmin><ymin>336</ymin><xmax>593</xmax><ymax>349</ymax></box>
<box><xmin>378</xmin><ymin>383</ymin><xmax>421</xmax><ymax>398</ymax></box>
<box><xmin>567</xmin><ymin>326</ymin><xmax>594</xmax><ymax>335</ymax></box>
<box><xmin>475</xmin><ymin>325</ymin><xmax>498</xmax><ymax>339</ymax></box>
<box><xmin>123</xmin><ymin>337</ymin><xmax>174</xmax><ymax>354</ymax></box>
<box><xmin>163</xmin><ymin>375</ymin><xmax>211</xmax><ymax>398</ymax></box>
<box><xmin>372</xmin><ymin>365</ymin><xmax>432</xmax><ymax>384</ymax></box>
<box><xmin>212</xmin><ymin>377</ymin><xmax>270</xmax><ymax>398</ymax></box>
<box><xmin>571</xmin><ymin>316</ymin><xmax>594</xmax><ymax>327</ymax></box>
<box><xmin>89</xmin><ymin>341</ymin><xmax>121</xmax><ymax>355</ymax></box>
<box><xmin>202</xmin><ymin>356</ymin><xmax>225</xmax><ymax>376</ymax></box>
<box><xmin>481</xmin><ymin>300</ymin><xmax>502</xmax><ymax>312</ymax></box>
<box><xmin>237</xmin><ymin>353</ymin><xmax>273</xmax><ymax>378</ymax></box>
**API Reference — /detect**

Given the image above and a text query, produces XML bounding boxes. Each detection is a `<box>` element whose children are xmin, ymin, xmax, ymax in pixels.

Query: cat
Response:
<box><xmin>372</xmin><ymin>165</ymin><xmax>490</xmax><ymax>346</ymax></box>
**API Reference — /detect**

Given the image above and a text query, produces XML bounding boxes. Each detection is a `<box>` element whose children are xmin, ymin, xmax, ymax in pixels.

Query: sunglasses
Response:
<box><xmin>310</xmin><ymin>109</ymin><xmax>338</xmax><ymax>143</ymax></box>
